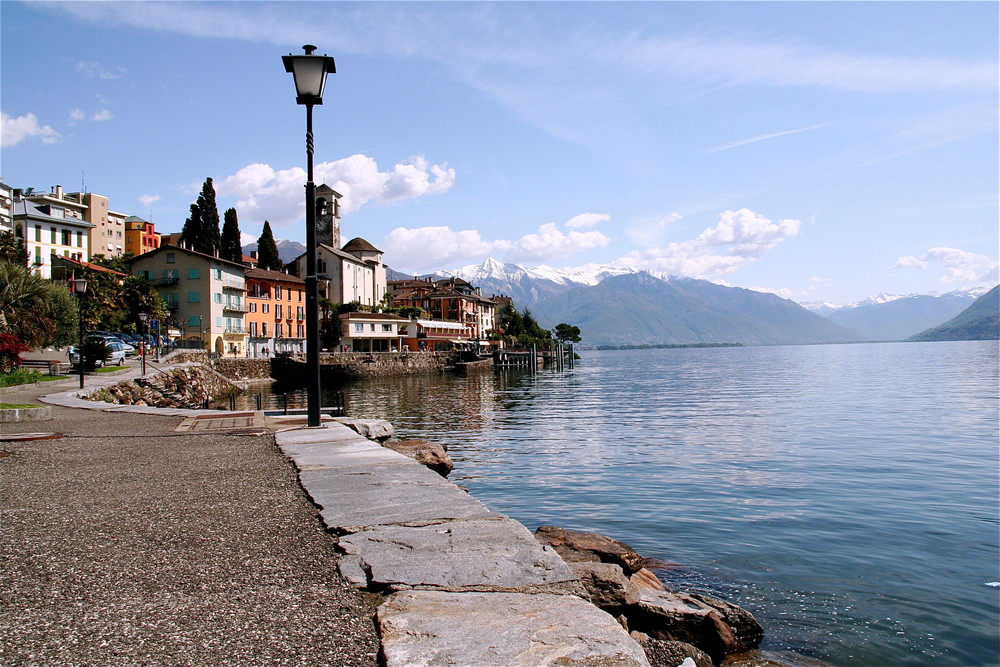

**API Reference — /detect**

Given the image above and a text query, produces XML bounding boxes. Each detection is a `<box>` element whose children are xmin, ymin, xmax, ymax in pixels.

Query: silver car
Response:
<box><xmin>69</xmin><ymin>339</ymin><xmax>128</xmax><ymax>367</ymax></box>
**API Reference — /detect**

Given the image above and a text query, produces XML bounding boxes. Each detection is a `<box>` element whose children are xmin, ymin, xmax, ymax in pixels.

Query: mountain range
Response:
<box><xmin>908</xmin><ymin>285</ymin><xmax>999</xmax><ymax>341</ymax></box>
<box><xmin>253</xmin><ymin>246</ymin><xmax>995</xmax><ymax>347</ymax></box>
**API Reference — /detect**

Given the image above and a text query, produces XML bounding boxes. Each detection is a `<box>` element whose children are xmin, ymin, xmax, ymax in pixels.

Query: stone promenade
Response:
<box><xmin>1</xmin><ymin>365</ymin><xmax>650</xmax><ymax>666</ymax></box>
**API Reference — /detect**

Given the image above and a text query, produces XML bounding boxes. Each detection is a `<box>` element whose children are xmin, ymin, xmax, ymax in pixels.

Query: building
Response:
<box><xmin>289</xmin><ymin>238</ymin><xmax>387</xmax><ymax>309</ymax></box>
<box><xmin>388</xmin><ymin>277</ymin><xmax>499</xmax><ymax>342</ymax></box>
<box><xmin>22</xmin><ymin>186</ymin><xmax>125</xmax><ymax>258</ymax></box>
<box><xmin>129</xmin><ymin>245</ymin><xmax>248</xmax><ymax>356</ymax></box>
<box><xmin>0</xmin><ymin>182</ymin><xmax>13</xmax><ymax>232</ymax></box>
<box><xmin>245</xmin><ymin>267</ymin><xmax>306</xmax><ymax>357</ymax></box>
<box><xmin>12</xmin><ymin>198</ymin><xmax>93</xmax><ymax>278</ymax></box>
<box><xmin>124</xmin><ymin>216</ymin><xmax>160</xmax><ymax>256</ymax></box>
<box><xmin>339</xmin><ymin>312</ymin><xmax>408</xmax><ymax>352</ymax></box>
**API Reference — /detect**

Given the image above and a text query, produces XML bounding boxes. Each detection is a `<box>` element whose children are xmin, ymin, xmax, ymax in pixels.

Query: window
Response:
<box><xmin>166</xmin><ymin>293</ymin><xmax>178</xmax><ymax>308</ymax></box>
<box><xmin>297</xmin><ymin>289</ymin><xmax>303</xmax><ymax>302</ymax></box>
<box><xmin>76</xmin><ymin>231</ymin><xmax>83</xmax><ymax>247</ymax></box>
<box><xmin>382</xmin><ymin>324</ymin><xmax>393</xmax><ymax>332</ymax></box>
<box><xmin>214</xmin><ymin>293</ymin><xmax>222</xmax><ymax>304</ymax></box>
<box><xmin>187</xmin><ymin>315</ymin><xmax>201</xmax><ymax>327</ymax></box>
<box><xmin>34</xmin><ymin>248</ymin><xmax>41</xmax><ymax>265</ymax></box>
<box><xmin>276</xmin><ymin>304</ymin><xmax>282</xmax><ymax>319</ymax></box>
<box><xmin>51</xmin><ymin>228</ymin><xmax>57</xmax><ymax>243</ymax></box>
<box><xmin>249</xmin><ymin>322</ymin><xmax>257</xmax><ymax>336</ymax></box>
<box><xmin>276</xmin><ymin>324</ymin><xmax>283</xmax><ymax>338</ymax></box>
<box><xmin>370</xmin><ymin>323</ymin><xmax>376</xmax><ymax>332</ymax></box>
<box><xmin>275</xmin><ymin>285</ymin><xmax>282</xmax><ymax>300</ymax></box>
<box><xmin>187</xmin><ymin>292</ymin><xmax>200</xmax><ymax>303</ymax></box>
<box><xmin>262</xmin><ymin>323</ymin><xmax>268</xmax><ymax>336</ymax></box>
<box><xmin>249</xmin><ymin>302</ymin><xmax>257</xmax><ymax>313</ymax></box>
<box><xmin>297</xmin><ymin>324</ymin><xmax>304</xmax><ymax>337</ymax></box>
<box><xmin>188</xmin><ymin>268</ymin><xmax>200</xmax><ymax>279</ymax></box>
<box><xmin>216</xmin><ymin>317</ymin><xmax>222</xmax><ymax>328</ymax></box>
<box><xmin>34</xmin><ymin>225</ymin><xmax>41</xmax><ymax>242</ymax></box>
<box><xmin>166</xmin><ymin>253</ymin><xmax>175</xmax><ymax>264</ymax></box>
<box><xmin>296</xmin><ymin>307</ymin><xmax>304</xmax><ymax>320</ymax></box>
<box><xmin>262</xmin><ymin>304</ymin><xmax>269</xmax><ymax>314</ymax></box>
<box><xmin>213</xmin><ymin>268</ymin><xmax>222</xmax><ymax>280</ymax></box>
<box><xmin>354</xmin><ymin>323</ymin><xmax>364</xmax><ymax>333</ymax></box>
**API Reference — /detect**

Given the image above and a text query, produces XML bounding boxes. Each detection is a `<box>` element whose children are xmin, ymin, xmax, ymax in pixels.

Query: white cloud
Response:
<box><xmin>215</xmin><ymin>154</ymin><xmax>455</xmax><ymax>229</ymax></box>
<box><xmin>708</xmin><ymin>123</ymin><xmax>830</xmax><ymax>154</ymax></box>
<box><xmin>615</xmin><ymin>208</ymin><xmax>801</xmax><ymax>278</ymax></box>
<box><xmin>382</xmin><ymin>226</ymin><xmax>511</xmax><ymax>272</ymax></box>
<box><xmin>68</xmin><ymin>108</ymin><xmax>86</xmax><ymax>124</ymax></box>
<box><xmin>892</xmin><ymin>246</ymin><xmax>998</xmax><ymax>284</ymax></box>
<box><xmin>138</xmin><ymin>194</ymin><xmax>161</xmax><ymax>207</ymax></box>
<box><xmin>1</xmin><ymin>111</ymin><xmax>62</xmax><ymax>147</ymax></box>
<box><xmin>91</xmin><ymin>109</ymin><xmax>114</xmax><ymax>122</ymax></box>
<box><xmin>565</xmin><ymin>213</ymin><xmax>610</xmax><ymax>229</ymax></box>
<box><xmin>380</xmin><ymin>213</ymin><xmax>613</xmax><ymax>273</ymax></box>
<box><xmin>505</xmin><ymin>222</ymin><xmax>612</xmax><ymax>264</ymax></box>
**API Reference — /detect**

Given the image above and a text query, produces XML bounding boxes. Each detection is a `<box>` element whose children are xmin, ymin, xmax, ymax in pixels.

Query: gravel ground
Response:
<box><xmin>0</xmin><ymin>379</ymin><xmax>380</xmax><ymax>666</ymax></box>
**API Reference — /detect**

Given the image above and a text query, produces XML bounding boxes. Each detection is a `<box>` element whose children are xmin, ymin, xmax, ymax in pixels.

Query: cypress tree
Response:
<box><xmin>221</xmin><ymin>208</ymin><xmax>243</xmax><ymax>263</ymax></box>
<box><xmin>256</xmin><ymin>220</ymin><xmax>282</xmax><ymax>270</ymax></box>
<box><xmin>179</xmin><ymin>203</ymin><xmax>202</xmax><ymax>251</ymax></box>
<box><xmin>196</xmin><ymin>177</ymin><xmax>222</xmax><ymax>255</ymax></box>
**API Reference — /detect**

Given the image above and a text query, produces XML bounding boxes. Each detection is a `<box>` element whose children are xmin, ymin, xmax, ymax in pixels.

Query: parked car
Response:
<box><xmin>69</xmin><ymin>338</ymin><xmax>128</xmax><ymax>368</ymax></box>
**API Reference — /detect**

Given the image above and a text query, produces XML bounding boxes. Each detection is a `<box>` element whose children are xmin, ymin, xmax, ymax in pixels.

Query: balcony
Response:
<box><xmin>223</xmin><ymin>302</ymin><xmax>249</xmax><ymax>313</ymax></box>
<box><xmin>223</xmin><ymin>327</ymin><xmax>247</xmax><ymax>337</ymax></box>
<box><xmin>221</xmin><ymin>279</ymin><xmax>246</xmax><ymax>291</ymax></box>
<box><xmin>153</xmin><ymin>276</ymin><xmax>179</xmax><ymax>286</ymax></box>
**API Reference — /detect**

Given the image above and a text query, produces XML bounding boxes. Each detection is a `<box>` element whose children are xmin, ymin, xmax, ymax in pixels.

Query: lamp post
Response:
<box><xmin>138</xmin><ymin>312</ymin><xmax>149</xmax><ymax>377</ymax></box>
<box><xmin>72</xmin><ymin>277</ymin><xmax>88</xmax><ymax>389</ymax></box>
<box><xmin>284</xmin><ymin>44</ymin><xmax>336</xmax><ymax>428</ymax></box>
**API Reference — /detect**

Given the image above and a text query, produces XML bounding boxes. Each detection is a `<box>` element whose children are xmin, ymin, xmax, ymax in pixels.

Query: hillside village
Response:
<box><xmin>0</xmin><ymin>181</ymin><xmax>516</xmax><ymax>357</ymax></box>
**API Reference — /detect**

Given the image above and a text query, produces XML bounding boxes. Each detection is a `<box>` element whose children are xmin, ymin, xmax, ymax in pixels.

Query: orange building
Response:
<box><xmin>245</xmin><ymin>267</ymin><xmax>306</xmax><ymax>357</ymax></box>
<box><xmin>124</xmin><ymin>216</ymin><xmax>160</xmax><ymax>256</ymax></box>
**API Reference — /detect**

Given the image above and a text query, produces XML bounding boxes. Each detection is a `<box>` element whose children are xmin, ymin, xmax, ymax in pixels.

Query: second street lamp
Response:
<box><xmin>72</xmin><ymin>276</ymin><xmax>88</xmax><ymax>389</ymax></box>
<box><xmin>283</xmin><ymin>44</ymin><xmax>336</xmax><ymax>428</ymax></box>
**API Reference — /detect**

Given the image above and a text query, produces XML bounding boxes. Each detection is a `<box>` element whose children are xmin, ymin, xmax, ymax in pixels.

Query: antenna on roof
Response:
<box><xmin>81</xmin><ymin>171</ymin><xmax>86</xmax><ymax>194</ymax></box>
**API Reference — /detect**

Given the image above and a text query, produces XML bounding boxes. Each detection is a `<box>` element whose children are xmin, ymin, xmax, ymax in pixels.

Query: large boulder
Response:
<box><xmin>534</xmin><ymin>525</ymin><xmax>646</xmax><ymax>574</ymax></box>
<box><xmin>570</xmin><ymin>561</ymin><xmax>639</xmax><ymax>611</ymax></box>
<box><xmin>382</xmin><ymin>438</ymin><xmax>453</xmax><ymax>477</ymax></box>
<box><xmin>334</xmin><ymin>417</ymin><xmax>395</xmax><ymax>442</ymax></box>
<box><xmin>686</xmin><ymin>592</ymin><xmax>764</xmax><ymax>654</ymax></box>
<box><xmin>630</xmin><ymin>634</ymin><xmax>713</xmax><ymax>667</ymax></box>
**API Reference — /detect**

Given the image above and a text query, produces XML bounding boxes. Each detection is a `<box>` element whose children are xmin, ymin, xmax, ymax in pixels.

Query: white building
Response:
<box><xmin>12</xmin><ymin>199</ymin><xmax>92</xmax><ymax>278</ymax></box>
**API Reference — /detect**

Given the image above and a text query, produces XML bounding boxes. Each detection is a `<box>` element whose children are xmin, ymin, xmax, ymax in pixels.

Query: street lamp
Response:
<box><xmin>72</xmin><ymin>277</ymin><xmax>88</xmax><ymax>389</ymax></box>
<box><xmin>138</xmin><ymin>312</ymin><xmax>149</xmax><ymax>377</ymax></box>
<box><xmin>283</xmin><ymin>44</ymin><xmax>336</xmax><ymax>428</ymax></box>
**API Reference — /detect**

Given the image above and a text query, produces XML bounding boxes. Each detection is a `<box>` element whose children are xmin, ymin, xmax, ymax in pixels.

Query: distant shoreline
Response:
<box><xmin>591</xmin><ymin>342</ymin><xmax>745</xmax><ymax>351</ymax></box>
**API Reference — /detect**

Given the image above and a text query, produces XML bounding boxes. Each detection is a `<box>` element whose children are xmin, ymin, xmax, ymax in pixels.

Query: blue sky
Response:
<box><xmin>2</xmin><ymin>1</ymin><xmax>997</xmax><ymax>304</ymax></box>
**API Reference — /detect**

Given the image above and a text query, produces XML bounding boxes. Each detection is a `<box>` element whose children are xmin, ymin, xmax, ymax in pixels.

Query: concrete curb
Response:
<box><xmin>0</xmin><ymin>406</ymin><xmax>53</xmax><ymax>422</ymax></box>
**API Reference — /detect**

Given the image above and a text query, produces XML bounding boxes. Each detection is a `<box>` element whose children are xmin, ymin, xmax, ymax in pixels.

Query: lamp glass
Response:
<box><xmin>291</xmin><ymin>56</ymin><xmax>329</xmax><ymax>99</ymax></box>
<box><xmin>72</xmin><ymin>278</ymin><xmax>88</xmax><ymax>294</ymax></box>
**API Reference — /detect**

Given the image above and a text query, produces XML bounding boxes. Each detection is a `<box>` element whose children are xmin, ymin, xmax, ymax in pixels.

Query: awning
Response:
<box><xmin>416</xmin><ymin>319</ymin><xmax>466</xmax><ymax>331</ymax></box>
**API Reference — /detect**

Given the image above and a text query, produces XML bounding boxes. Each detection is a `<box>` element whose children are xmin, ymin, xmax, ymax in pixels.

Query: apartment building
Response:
<box><xmin>388</xmin><ymin>277</ymin><xmax>499</xmax><ymax>341</ymax></box>
<box><xmin>12</xmin><ymin>199</ymin><xmax>92</xmax><ymax>278</ymax></box>
<box><xmin>22</xmin><ymin>186</ymin><xmax>125</xmax><ymax>258</ymax></box>
<box><xmin>0</xmin><ymin>182</ymin><xmax>13</xmax><ymax>232</ymax></box>
<box><xmin>245</xmin><ymin>267</ymin><xmax>306</xmax><ymax>357</ymax></box>
<box><xmin>124</xmin><ymin>216</ymin><xmax>160</xmax><ymax>256</ymax></box>
<box><xmin>129</xmin><ymin>245</ymin><xmax>247</xmax><ymax>356</ymax></box>
<box><xmin>339</xmin><ymin>312</ymin><xmax>408</xmax><ymax>352</ymax></box>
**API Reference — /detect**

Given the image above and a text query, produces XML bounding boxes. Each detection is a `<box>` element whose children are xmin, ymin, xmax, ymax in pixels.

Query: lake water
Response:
<box><xmin>277</xmin><ymin>341</ymin><xmax>999</xmax><ymax>666</ymax></box>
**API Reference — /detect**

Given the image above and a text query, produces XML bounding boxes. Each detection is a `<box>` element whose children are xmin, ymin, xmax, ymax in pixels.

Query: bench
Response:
<box><xmin>19</xmin><ymin>359</ymin><xmax>71</xmax><ymax>376</ymax></box>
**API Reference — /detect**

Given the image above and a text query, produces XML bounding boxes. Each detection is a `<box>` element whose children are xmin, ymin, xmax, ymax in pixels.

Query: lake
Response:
<box><xmin>278</xmin><ymin>341</ymin><xmax>999</xmax><ymax>666</ymax></box>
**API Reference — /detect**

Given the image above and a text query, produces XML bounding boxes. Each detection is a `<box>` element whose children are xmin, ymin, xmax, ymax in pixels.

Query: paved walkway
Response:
<box><xmin>0</xmin><ymin>372</ymin><xmax>380</xmax><ymax>666</ymax></box>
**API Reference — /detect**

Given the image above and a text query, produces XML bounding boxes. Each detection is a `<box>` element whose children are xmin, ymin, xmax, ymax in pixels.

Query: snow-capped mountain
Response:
<box><xmin>439</xmin><ymin>258</ymin><xmax>674</xmax><ymax>304</ymax></box>
<box><xmin>806</xmin><ymin>286</ymin><xmax>993</xmax><ymax>341</ymax></box>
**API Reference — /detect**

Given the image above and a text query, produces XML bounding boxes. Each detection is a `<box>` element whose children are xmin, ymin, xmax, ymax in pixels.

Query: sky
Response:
<box><xmin>2</xmin><ymin>1</ymin><xmax>997</xmax><ymax>305</ymax></box>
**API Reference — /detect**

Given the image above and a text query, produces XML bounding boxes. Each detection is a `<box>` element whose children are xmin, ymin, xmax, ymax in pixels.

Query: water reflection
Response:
<box><xmin>251</xmin><ymin>342</ymin><xmax>998</xmax><ymax>667</ymax></box>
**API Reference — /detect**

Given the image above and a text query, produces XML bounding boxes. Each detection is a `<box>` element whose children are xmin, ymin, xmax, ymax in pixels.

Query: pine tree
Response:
<box><xmin>256</xmin><ymin>220</ymin><xmax>282</xmax><ymax>270</ymax></box>
<box><xmin>221</xmin><ymin>208</ymin><xmax>243</xmax><ymax>263</ymax></box>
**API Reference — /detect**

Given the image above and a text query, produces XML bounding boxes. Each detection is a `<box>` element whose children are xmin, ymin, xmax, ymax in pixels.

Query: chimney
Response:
<box><xmin>54</xmin><ymin>185</ymin><xmax>63</xmax><ymax>199</ymax></box>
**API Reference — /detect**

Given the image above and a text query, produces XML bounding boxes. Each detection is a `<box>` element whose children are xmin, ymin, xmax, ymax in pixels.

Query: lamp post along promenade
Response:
<box><xmin>72</xmin><ymin>277</ymin><xmax>88</xmax><ymax>389</ymax></box>
<box><xmin>283</xmin><ymin>45</ymin><xmax>336</xmax><ymax>427</ymax></box>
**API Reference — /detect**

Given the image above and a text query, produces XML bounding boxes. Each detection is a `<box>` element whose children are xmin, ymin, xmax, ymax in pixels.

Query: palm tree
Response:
<box><xmin>0</xmin><ymin>261</ymin><xmax>76</xmax><ymax>348</ymax></box>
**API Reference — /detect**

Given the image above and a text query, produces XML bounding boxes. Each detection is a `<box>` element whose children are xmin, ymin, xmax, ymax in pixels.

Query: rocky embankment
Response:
<box><xmin>327</xmin><ymin>418</ymin><xmax>762</xmax><ymax>666</ymax></box>
<box><xmin>86</xmin><ymin>364</ymin><xmax>240</xmax><ymax>409</ymax></box>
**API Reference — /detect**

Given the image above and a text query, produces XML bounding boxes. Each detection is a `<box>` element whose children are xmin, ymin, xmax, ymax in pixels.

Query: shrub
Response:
<box><xmin>0</xmin><ymin>367</ymin><xmax>43</xmax><ymax>388</ymax></box>
<box><xmin>0</xmin><ymin>334</ymin><xmax>28</xmax><ymax>373</ymax></box>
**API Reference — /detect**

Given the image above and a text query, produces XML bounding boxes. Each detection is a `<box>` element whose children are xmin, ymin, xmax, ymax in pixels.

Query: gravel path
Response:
<box><xmin>1</xmin><ymin>379</ymin><xmax>380</xmax><ymax>666</ymax></box>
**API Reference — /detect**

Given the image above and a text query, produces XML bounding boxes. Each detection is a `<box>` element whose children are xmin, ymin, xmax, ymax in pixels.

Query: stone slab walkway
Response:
<box><xmin>275</xmin><ymin>423</ymin><xmax>650</xmax><ymax>666</ymax></box>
